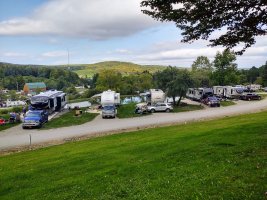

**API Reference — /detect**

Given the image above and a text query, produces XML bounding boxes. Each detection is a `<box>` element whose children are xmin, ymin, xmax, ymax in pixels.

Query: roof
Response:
<box><xmin>25</xmin><ymin>82</ymin><xmax>46</xmax><ymax>89</ymax></box>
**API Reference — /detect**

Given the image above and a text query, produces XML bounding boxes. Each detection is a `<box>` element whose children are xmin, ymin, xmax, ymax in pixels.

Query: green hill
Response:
<box><xmin>73</xmin><ymin>61</ymin><xmax>167</xmax><ymax>78</ymax></box>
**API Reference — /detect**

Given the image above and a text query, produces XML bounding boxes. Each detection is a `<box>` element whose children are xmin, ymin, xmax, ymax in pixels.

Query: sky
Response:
<box><xmin>0</xmin><ymin>0</ymin><xmax>266</xmax><ymax>68</ymax></box>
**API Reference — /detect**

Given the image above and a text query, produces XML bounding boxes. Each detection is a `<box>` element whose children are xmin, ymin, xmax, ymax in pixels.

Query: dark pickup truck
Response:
<box><xmin>240</xmin><ymin>93</ymin><xmax>261</xmax><ymax>101</ymax></box>
<box><xmin>22</xmin><ymin>110</ymin><xmax>48</xmax><ymax>129</ymax></box>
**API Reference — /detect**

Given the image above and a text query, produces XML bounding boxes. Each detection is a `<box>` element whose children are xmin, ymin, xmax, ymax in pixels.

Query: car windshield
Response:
<box><xmin>26</xmin><ymin>112</ymin><xmax>41</xmax><ymax>117</ymax></box>
<box><xmin>103</xmin><ymin>106</ymin><xmax>114</xmax><ymax>110</ymax></box>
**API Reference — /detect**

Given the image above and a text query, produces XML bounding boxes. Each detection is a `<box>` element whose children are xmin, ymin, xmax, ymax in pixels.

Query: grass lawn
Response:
<box><xmin>43</xmin><ymin>110</ymin><xmax>98</xmax><ymax>129</ymax></box>
<box><xmin>173</xmin><ymin>104</ymin><xmax>204</xmax><ymax>112</ymax></box>
<box><xmin>0</xmin><ymin>111</ymin><xmax>266</xmax><ymax>199</ymax></box>
<box><xmin>117</xmin><ymin>103</ymin><xmax>150</xmax><ymax>118</ymax></box>
<box><xmin>220</xmin><ymin>100</ymin><xmax>236</xmax><ymax>107</ymax></box>
<box><xmin>68</xmin><ymin>98</ymin><xmax>90</xmax><ymax>103</ymax></box>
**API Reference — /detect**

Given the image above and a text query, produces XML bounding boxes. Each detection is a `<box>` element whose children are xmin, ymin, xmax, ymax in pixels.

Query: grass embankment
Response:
<box><xmin>220</xmin><ymin>100</ymin><xmax>236</xmax><ymax>107</ymax></box>
<box><xmin>44</xmin><ymin>109</ymin><xmax>98</xmax><ymax>129</ymax></box>
<box><xmin>1</xmin><ymin>111</ymin><xmax>266</xmax><ymax>199</ymax></box>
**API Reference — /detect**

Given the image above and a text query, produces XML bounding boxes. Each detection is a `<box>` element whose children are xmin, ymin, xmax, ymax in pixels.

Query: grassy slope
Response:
<box><xmin>0</xmin><ymin>111</ymin><xmax>266</xmax><ymax>199</ymax></box>
<box><xmin>74</xmin><ymin>61</ymin><xmax>167</xmax><ymax>77</ymax></box>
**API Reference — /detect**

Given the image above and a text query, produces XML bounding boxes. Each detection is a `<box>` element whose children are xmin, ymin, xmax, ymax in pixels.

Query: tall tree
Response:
<box><xmin>191</xmin><ymin>56</ymin><xmax>213</xmax><ymax>87</ymax></box>
<box><xmin>96</xmin><ymin>70</ymin><xmax>122</xmax><ymax>92</ymax></box>
<box><xmin>141</xmin><ymin>0</ymin><xmax>267</xmax><ymax>54</ymax></box>
<box><xmin>167</xmin><ymin>70</ymin><xmax>193</xmax><ymax>106</ymax></box>
<box><xmin>154</xmin><ymin>67</ymin><xmax>193</xmax><ymax>106</ymax></box>
<box><xmin>212</xmin><ymin>49</ymin><xmax>238</xmax><ymax>85</ymax></box>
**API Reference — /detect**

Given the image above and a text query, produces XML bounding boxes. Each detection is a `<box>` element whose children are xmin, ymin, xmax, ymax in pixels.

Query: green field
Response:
<box><xmin>0</xmin><ymin>111</ymin><xmax>266</xmax><ymax>199</ymax></box>
<box><xmin>74</xmin><ymin>61</ymin><xmax>167</xmax><ymax>78</ymax></box>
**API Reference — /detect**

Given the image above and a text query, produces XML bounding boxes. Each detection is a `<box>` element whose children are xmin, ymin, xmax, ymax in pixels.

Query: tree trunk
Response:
<box><xmin>172</xmin><ymin>96</ymin><xmax>176</xmax><ymax>106</ymax></box>
<box><xmin>177</xmin><ymin>95</ymin><xmax>183</xmax><ymax>106</ymax></box>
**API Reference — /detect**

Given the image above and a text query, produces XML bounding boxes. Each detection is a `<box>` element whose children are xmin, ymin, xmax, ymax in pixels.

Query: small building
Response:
<box><xmin>23</xmin><ymin>82</ymin><xmax>46</xmax><ymax>96</ymax></box>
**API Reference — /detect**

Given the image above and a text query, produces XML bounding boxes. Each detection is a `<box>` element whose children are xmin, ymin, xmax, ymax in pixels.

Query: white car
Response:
<box><xmin>147</xmin><ymin>103</ymin><xmax>173</xmax><ymax>113</ymax></box>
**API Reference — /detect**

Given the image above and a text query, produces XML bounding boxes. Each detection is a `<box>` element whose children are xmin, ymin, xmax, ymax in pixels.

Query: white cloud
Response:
<box><xmin>0</xmin><ymin>0</ymin><xmax>158</xmax><ymax>39</ymax></box>
<box><xmin>41</xmin><ymin>51</ymin><xmax>68</xmax><ymax>58</ymax></box>
<box><xmin>2</xmin><ymin>52</ymin><xmax>28</xmax><ymax>57</ymax></box>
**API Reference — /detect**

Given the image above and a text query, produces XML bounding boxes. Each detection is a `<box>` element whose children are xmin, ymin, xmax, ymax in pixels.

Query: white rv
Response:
<box><xmin>246</xmin><ymin>84</ymin><xmax>261</xmax><ymax>92</ymax></box>
<box><xmin>186</xmin><ymin>88</ymin><xmax>213</xmax><ymax>101</ymax></box>
<box><xmin>100</xmin><ymin>90</ymin><xmax>120</xmax><ymax>106</ymax></box>
<box><xmin>146</xmin><ymin>89</ymin><xmax>166</xmax><ymax>105</ymax></box>
<box><xmin>6</xmin><ymin>100</ymin><xmax>26</xmax><ymax>107</ymax></box>
<box><xmin>213</xmin><ymin>86</ymin><xmax>224</xmax><ymax>97</ymax></box>
<box><xmin>223</xmin><ymin>86</ymin><xmax>244</xmax><ymax>98</ymax></box>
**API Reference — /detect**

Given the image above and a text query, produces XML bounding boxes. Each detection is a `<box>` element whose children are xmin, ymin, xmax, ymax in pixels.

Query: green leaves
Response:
<box><xmin>141</xmin><ymin>0</ymin><xmax>267</xmax><ymax>54</ymax></box>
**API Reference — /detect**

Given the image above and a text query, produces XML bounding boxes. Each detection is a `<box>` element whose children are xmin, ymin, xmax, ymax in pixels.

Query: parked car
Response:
<box><xmin>102</xmin><ymin>104</ymin><xmax>116</xmax><ymax>118</ymax></box>
<box><xmin>0</xmin><ymin>117</ymin><xmax>6</xmax><ymax>125</ymax></box>
<box><xmin>147</xmin><ymin>103</ymin><xmax>173</xmax><ymax>113</ymax></box>
<box><xmin>264</xmin><ymin>87</ymin><xmax>267</xmax><ymax>92</ymax></box>
<box><xmin>240</xmin><ymin>93</ymin><xmax>261</xmax><ymax>101</ymax></box>
<box><xmin>202</xmin><ymin>96</ymin><xmax>220</xmax><ymax>107</ymax></box>
<box><xmin>22</xmin><ymin>110</ymin><xmax>48</xmax><ymax>129</ymax></box>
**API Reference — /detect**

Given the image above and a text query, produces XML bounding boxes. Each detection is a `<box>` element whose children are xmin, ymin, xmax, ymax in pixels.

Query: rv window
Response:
<box><xmin>231</xmin><ymin>89</ymin><xmax>233</xmax><ymax>94</ymax></box>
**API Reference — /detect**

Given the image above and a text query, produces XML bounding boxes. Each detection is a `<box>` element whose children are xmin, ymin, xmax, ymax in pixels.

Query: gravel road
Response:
<box><xmin>1</xmin><ymin>99</ymin><xmax>267</xmax><ymax>151</ymax></box>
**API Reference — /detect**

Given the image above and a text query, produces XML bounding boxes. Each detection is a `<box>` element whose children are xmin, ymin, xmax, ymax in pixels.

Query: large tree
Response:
<box><xmin>191</xmin><ymin>56</ymin><xmax>213</xmax><ymax>87</ymax></box>
<box><xmin>141</xmin><ymin>0</ymin><xmax>267</xmax><ymax>54</ymax></box>
<box><xmin>154</xmin><ymin>67</ymin><xmax>193</xmax><ymax>106</ymax></box>
<box><xmin>212</xmin><ymin>49</ymin><xmax>238</xmax><ymax>85</ymax></box>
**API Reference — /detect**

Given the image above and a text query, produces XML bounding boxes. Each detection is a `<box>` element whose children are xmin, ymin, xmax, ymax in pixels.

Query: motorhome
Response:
<box><xmin>146</xmin><ymin>89</ymin><xmax>166</xmax><ymax>105</ymax></box>
<box><xmin>30</xmin><ymin>90</ymin><xmax>67</xmax><ymax>114</ymax></box>
<box><xmin>100</xmin><ymin>90</ymin><xmax>120</xmax><ymax>106</ymax></box>
<box><xmin>100</xmin><ymin>90</ymin><xmax>120</xmax><ymax>119</ymax></box>
<box><xmin>186</xmin><ymin>88</ymin><xmax>213</xmax><ymax>101</ymax></box>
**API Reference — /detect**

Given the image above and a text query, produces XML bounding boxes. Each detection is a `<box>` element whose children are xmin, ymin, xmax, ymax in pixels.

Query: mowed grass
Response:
<box><xmin>0</xmin><ymin>111</ymin><xmax>267</xmax><ymax>199</ymax></box>
<box><xmin>43</xmin><ymin>110</ymin><xmax>98</xmax><ymax>129</ymax></box>
<box><xmin>220</xmin><ymin>100</ymin><xmax>236</xmax><ymax>107</ymax></box>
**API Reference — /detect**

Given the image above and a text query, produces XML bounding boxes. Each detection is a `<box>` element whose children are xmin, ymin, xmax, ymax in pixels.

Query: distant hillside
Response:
<box><xmin>73</xmin><ymin>61</ymin><xmax>167</xmax><ymax>78</ymax></box>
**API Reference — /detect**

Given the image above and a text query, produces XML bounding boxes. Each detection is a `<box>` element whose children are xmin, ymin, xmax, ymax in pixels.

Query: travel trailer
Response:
<box><xmin>146</xmin><ymin>89</ymin><xmax>166</xmax><ymax>105</ymax></box>
<box><xmin>213</xmin><ymin>86</ymin><xmax>224</xmax><ymax>97</ymax></box>
<box><xmin>30</xmin><ymin>90</ymin><xmax>67</xmax><ymax>114</ymax></box>
<box><xmin>6</xmin><ymin>100</ymin><xmax>26</xmax><ymax>107</ymax></box>
<box><xmin>186</xmin><ymin>88</ymin><xmax>213</xmax><ymax>101</ymax></box>
<box><xmin>223</xmin><ymin>86</ymin><xmax>244</xmax><ymax>99</ymax></box>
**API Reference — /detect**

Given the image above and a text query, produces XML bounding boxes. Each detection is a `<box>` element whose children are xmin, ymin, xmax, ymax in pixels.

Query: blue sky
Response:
<box><xmin>0</xmin><ymin>0</ymin><xmax>266</xmax><ymax>68</ymax></box>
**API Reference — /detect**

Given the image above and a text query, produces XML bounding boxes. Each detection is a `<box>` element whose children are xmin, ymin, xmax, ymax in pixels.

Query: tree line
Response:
<box><xmin>88</xmin><ymin>49</ymin><xmax>267</xmax><ymax>105</ymax></box>
<box><xmin>0</xmin><ymin>63</ymin><xmax>86</xmax><ymax>91</ymax></box>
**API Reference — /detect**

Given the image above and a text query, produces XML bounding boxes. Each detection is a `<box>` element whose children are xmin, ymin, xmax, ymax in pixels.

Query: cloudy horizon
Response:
<box><xmin>0</xmin><ymin>0</ymin><xmax>266</xmax><ymax>68</ymax></box>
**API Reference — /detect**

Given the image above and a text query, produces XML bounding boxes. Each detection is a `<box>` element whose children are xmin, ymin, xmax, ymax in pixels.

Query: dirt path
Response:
<box><xmin>1</xmin><ymin>99</ymin><xmax>267</xmax><ymax>152</ymax></box>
